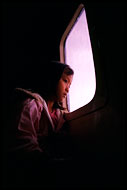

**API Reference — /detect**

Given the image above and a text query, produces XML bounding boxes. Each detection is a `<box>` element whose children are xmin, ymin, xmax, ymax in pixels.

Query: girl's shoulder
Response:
<box><xmin>15</xmin><ymin>88</ymin><xmax>45</xmax><ymax>111</ymax></box>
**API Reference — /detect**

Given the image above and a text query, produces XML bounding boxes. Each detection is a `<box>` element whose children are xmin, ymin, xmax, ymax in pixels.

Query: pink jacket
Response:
<box><xmin>10</xmin><ymin>89</ymin><xmax>65</xmax><ymax>153</ymax></box>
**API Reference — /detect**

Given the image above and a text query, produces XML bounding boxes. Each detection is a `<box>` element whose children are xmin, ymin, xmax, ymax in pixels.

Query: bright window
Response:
<box><xmin>65</xmin><ymin>8</ymin><xmax>96</xmax><ymax>112</ymax></box>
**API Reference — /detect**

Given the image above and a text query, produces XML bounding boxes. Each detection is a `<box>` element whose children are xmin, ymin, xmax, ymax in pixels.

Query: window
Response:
<box><xmin>60</xmin><ymin>4</ymin><xmax>96</xmax><ymax>112</ymax></box>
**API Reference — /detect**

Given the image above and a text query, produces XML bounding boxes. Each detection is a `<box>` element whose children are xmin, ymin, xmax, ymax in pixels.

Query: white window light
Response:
<box><xmin>66</xmin><ymin>8</ymin><xmax>96</xmax><ymax>112</ymax></box>
<box><xmin>60</xmin><ymin>5</ymin><xmax>96</xmax><ymax>112</ymax></box>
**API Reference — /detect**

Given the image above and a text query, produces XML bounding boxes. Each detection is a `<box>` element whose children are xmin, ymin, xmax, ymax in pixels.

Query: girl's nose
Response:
<box><xmin>65</xmin><ymin>86</ymin><xmax>69</xmax><ymax>93</ymax></box>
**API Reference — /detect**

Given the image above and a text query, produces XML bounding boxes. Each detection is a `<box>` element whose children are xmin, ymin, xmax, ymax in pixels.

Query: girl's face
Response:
<box><xmin>56</xmin><ymin>72</ymin><xmax>73</xmax><ymax>102</ymax></box>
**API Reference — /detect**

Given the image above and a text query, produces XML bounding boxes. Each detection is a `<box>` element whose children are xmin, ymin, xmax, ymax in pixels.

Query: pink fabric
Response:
<box><xmin>49</xmin><ymin>109</ymin><xmax>59</xmax><ymax>127</ymax></box>
<box><xmin>16</xmin><ymin>98</ymin><xmax>43</xmax><ymax>152</ymax></box>
<box><xmin>12</xmin><ymin>97</ymin><xmax>65</xmax><ymax>153</ymax></box>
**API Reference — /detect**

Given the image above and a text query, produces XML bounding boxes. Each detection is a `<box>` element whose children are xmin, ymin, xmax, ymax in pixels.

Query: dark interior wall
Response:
<box><xmin>85</xmin><ymin>2</ymin><xmax>124</xmax><ymax>114</ymax></box>
<box><xmin>2</xmin><ymin>2</ymin><xmax>79</xmax><ymax>92</ymax></box>
<box><xmin>2</xmin><ymin>1</ymin><xmax>125</xmax><ymax>187</ymax></box>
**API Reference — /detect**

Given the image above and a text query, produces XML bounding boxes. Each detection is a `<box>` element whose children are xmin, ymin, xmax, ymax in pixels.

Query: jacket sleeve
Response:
<box><xmin>15</xmin><ymin>98</ymin><xmax>43</xmax><ymax>152</ymax></box>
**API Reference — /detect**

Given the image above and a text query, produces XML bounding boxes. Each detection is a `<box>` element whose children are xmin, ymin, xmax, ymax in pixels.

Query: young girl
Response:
<box><xmin>7</xmin><ymin>61</ymin><xmax>74</xmax><ymax>158</ymax></box>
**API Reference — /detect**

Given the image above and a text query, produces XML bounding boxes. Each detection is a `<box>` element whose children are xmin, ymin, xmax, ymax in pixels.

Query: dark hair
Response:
<box><xmin>40</xmin><ymin>61</ymin><xmax>74</xmax><ymax>101</ymax></box>
<box><xmin>63</xmin><ymin>65</ymin><xmax>74</xmax><ymax>76</ymax></box>
<box><xmin>15</xmin><ymin>60</ymin><xmax>74</xmax><ymax>109</ymax></box>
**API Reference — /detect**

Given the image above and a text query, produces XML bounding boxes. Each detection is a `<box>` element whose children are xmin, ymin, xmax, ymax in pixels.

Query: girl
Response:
<box><xmin>7</xmin><ymin>61</ymin><xmax>74</xmax><ymax>158</ymax></box>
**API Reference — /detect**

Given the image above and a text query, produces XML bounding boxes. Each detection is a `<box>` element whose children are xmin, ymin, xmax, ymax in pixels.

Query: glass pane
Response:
<box><xmin>65</xmin><ymin>8</ymin><xmax>96</xmax><ymax>112</ymax></box>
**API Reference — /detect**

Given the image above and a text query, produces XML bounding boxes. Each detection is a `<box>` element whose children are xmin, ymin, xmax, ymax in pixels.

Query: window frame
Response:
<box><xmin>59</xmin><ymin>4</ymin><xmax>107</xmax><ymax>120</ymax></box>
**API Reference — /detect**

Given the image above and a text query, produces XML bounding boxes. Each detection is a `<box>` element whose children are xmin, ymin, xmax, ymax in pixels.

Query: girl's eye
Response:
<box><xmin>64</xmin><ymin>79</ymin><xmax>68</xmax><ymax>83</ymax></box>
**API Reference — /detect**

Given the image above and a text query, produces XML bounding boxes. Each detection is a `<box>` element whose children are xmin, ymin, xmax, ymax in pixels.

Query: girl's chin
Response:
<box><xmin>56</xmin><ymin>95</ymin><xmax>66</xmax><ymax>102</ymax></box>
<box><xmin>57</xmin><ymin>97</ymin><xmax>64</xmax><ymax>102</ymax></box>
